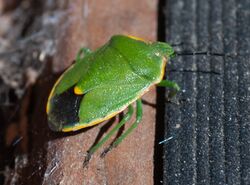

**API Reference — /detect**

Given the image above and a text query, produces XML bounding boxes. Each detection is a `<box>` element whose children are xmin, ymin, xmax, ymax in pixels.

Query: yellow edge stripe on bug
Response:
<box><xmin>46</xmin><ymin>74</ymin><xmax>63</xmax><ymax>114</ymax></box>
<box><xmin>127</xmin><ymin>35</ymin><xmax>146</xmax><ymax>42</ymax></box>
<box><xmin>160</xmin><ymin>57</ymin><xmax>167</xmax><ymax>80</ymax></box>
<box><xmin>46</xmin><ymin>65</ymin><xmax>75</xmax><ymax>114</ymax></box>
<box><xmin>62</xmin><ymin>105</ymin><xmax>127</xmax><ymax>132</ymax></box>
<box><xmin>62</xmin><ymin>57</ymin><xmax>167</xmax><ymax>132</ymax></box>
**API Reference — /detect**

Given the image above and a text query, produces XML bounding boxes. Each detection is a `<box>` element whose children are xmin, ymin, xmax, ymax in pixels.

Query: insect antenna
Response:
<box><xmin>175</xmin><ymin>51</ymin><xmax>230</xmax><ymax>57</ymax></box>
<box><xmin>168</xmin><ymin>69</ymin><xmax>221</xmax><ymax>75</ymax></box>
<box><xmin>169</xmin><ymin>41</ymin><xmax>184</xmax><ymax>47</ymax></box>
<box><xmin>168</xmin><ymin>50</ymin><xmax>238</xmax><ymax>74</ymax></box>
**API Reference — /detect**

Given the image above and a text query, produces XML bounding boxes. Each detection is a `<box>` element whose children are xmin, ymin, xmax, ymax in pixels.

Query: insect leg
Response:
<box><xmin>76</xmin><ymin>47</ymin><xmax>92</xmax><ymax>63</ymax></box>
<box><xmin>158</xmin><ymin>80</ymin><xmax>180</xmax><ymax>99</ymax></box>
<box><xmin>157</xmin><ymin>80</ymin><xmax>180</xmax><ymax>91</ymax></box>
<box><xmin>83</xmin><ymin>105</ymin><xmax>134</xmax><ymax>167</ymax></box>
<box><xmin>101</xmin><ymin>99</ymin><xmax>143</xmax><ymax>157</ymax></box>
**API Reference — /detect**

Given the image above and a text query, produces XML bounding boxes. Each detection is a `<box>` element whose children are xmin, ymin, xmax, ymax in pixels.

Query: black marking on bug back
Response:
<box><xmin>48</xmin><ymin>87</ymin><xmax>82</xmax><ymax>131</ymax></box>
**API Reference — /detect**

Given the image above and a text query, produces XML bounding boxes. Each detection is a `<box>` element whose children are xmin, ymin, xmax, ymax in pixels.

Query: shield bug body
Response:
<box><xmin>46</xmin><ymin>35</ymin><xmax>179</xmax><ymax>163</ymax></box>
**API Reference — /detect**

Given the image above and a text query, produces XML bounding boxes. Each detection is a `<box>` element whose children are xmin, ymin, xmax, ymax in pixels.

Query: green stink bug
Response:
<box><xmin>46</xmin><ymin>35</ymin><xmax>180</xmax><ymax>163</ymax></box>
